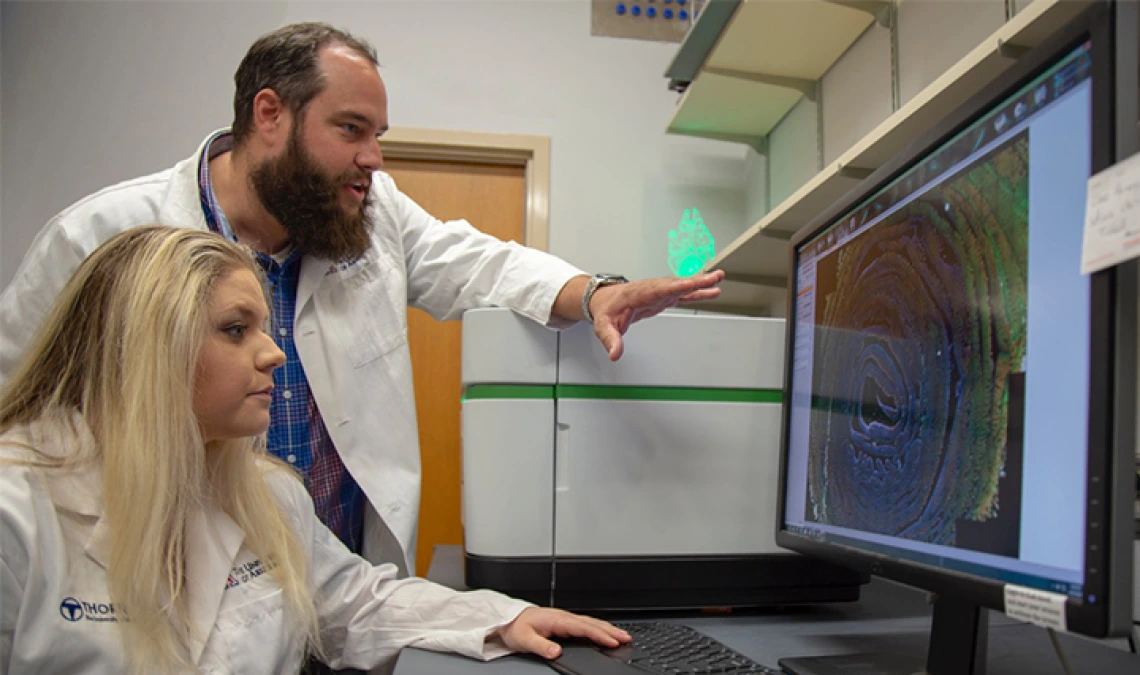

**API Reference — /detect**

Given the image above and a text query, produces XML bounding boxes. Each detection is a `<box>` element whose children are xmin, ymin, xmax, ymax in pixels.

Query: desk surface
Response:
<box><xmin>394</xmin><ymin>546</ymin><xmax>1139</xmax><ymax>675</ymax></box>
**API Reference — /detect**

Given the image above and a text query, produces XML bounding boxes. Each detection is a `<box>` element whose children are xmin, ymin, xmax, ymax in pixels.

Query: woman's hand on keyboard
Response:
<box><xmin>493</xmin><ymin>607</ymin><xmax>632</xmax><ymax>659</ymax></box>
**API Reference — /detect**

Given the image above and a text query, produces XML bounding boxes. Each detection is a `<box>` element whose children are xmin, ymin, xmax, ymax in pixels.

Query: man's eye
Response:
<box><xmin>343</xmin><ymin>123</ymin><xmax>360</xmax><ymax>134</ymax></box>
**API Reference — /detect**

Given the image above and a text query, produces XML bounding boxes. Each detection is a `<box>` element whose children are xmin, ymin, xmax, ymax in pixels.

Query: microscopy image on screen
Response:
<box><xmin>805</xmin><ymin>132</ymin><xmax>1029</xmax><ymax>556</ymax></box>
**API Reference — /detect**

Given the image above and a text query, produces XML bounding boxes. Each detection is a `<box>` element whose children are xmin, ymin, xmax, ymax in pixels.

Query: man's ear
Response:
<box><xmin>251</xmin><ymin>88</ymin><xmax>290</xmax><ymax>148</ymax></box>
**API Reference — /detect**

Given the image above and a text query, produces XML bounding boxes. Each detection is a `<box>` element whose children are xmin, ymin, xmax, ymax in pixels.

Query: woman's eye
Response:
<box><xmin>224</xmin><ymin>324</ymin><xmax>246</xmax><ymax>340</ymax></box>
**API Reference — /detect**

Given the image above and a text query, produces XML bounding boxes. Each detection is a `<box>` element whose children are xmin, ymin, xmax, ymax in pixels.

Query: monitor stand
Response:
<box><xmin>778</xmin><ymin>595</ymin><xmax>989</xmax><ymax>675</ymax></box>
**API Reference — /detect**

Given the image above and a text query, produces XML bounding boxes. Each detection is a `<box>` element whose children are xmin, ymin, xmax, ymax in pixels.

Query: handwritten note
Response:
<box><xmin>1081</xmin><ymin>151</ymin><xmax>1140</xmax><ymax>275</ymax></box>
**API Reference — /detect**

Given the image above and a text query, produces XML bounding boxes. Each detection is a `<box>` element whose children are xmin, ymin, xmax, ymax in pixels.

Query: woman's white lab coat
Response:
<box><xmin>0</xmin><ymin>415</ymin><xmax>532</xmax><ymax>674</ymax></box>
<box><xmin>0</xmin><ymin>131</ymin><xmax>585</xmax><ymax>574</ymax></box>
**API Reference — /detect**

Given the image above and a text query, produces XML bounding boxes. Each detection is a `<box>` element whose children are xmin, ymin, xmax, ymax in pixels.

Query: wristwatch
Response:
<box><xmin>581</xmin><ymin>273</ymin><xmax>629</xmax><ymax>323</ymax></box>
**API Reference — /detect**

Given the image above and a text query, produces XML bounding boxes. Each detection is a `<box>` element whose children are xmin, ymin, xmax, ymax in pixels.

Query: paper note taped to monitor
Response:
<box><xmin>1081</xmin><ymin>150</ymin><xmax>1140</xmax><ymax>275</ymax></box>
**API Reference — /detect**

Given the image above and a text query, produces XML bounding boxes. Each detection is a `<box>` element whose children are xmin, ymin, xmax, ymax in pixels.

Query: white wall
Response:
<box><xmin>0</xmin><ymin>0</ymin><xmax>751</xmax><ymax>289</ymax></box>
<box><xmin>768</xmin><ymin>96</ymin><xmax>818</xmax><ymax>209</ymax></box>
<box><xmin>897</xmin><ymin>0</ymin><xmax>1007</xmax><ymax>107</ymax></box>
<box><xmin>821</xmin><ymin>18</ymin><xmax>892</xmax><ymax>166</ymax></box>
<box><xmin>1</xmin><ymin>0</ymin><xmax>286</xmax><ymax>287</ymax></box>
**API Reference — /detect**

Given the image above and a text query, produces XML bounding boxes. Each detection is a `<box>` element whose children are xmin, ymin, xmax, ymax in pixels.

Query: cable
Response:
<box><xmin>1046</xmin><ymin>628</ymin><xmax>1076</xmax><ymax>675</ymax></box>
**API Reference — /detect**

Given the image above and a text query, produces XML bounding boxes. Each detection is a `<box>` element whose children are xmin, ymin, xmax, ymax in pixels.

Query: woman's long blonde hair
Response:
<box><xmin>0</xmin><ymin>226</ymin><xmax>319</xmax><ymax>672</ymax></box>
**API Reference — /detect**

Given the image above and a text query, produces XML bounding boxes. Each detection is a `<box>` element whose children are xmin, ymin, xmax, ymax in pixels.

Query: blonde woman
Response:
<box><xmin>0</xmin><ymin>226</ymin><xmax>629</xmax><ymax>674</ymax></box>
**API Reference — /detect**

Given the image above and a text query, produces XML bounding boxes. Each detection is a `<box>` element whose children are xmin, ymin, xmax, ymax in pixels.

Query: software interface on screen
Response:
<box><xmin>784</xmin><ymin>43</ymin><xmax>1094</xmax><ymax>599</ymax></box>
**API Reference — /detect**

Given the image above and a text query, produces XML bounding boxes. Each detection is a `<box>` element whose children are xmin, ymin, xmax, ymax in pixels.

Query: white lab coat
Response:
<box><xmin>0</xmin><ymin>131</ymin><xmax>585</xmax><ymax>573</ymax></box>
<box><xmin>0</xmin><ymin>414</ymin><xmax>533</xmax><ymax>674</ymax></box>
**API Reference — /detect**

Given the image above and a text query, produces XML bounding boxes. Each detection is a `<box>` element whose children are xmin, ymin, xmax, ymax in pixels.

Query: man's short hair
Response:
<box><xmin>232</xmin><ymin>22</ymin><xmax>379</xmax><ymax>146</ymax></box>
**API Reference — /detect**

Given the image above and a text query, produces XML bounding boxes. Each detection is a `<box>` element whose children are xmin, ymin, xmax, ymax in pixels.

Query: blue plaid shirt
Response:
<box><xmin>198</xmin><ymin>131</ymin><xmax>366</xmax><ymax>553</ymax></box>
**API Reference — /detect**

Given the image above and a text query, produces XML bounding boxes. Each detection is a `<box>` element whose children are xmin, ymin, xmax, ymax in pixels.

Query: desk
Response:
<box><xmin>395</xmin><ymin>546</ymin><xmax>1140</xmax><ymax>675</ymax></box>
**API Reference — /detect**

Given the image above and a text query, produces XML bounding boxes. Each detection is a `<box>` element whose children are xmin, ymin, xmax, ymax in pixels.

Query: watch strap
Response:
<box><xmin>581</xmin><ymin>273</ymin><xmax>629</xmax><ymax>323</ymax></box>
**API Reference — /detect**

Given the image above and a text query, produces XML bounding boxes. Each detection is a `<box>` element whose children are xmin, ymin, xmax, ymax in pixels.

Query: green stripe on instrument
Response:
<box><xmin>462</xmin><ymin>384</ymin><xmax>783</xmax><ymax>403</ymax></box>
<box><xmin>556</xmin><ymin>385</ymin><xmax>782</xmax><ymax>403</ymax></box>
<box><xmin>462</xmin><ymin>385</ymin><xmax>554</xmax><ymax>401</ymax></box>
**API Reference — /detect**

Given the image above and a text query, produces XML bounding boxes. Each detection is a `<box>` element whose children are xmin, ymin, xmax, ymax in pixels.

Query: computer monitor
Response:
<box><xmin>777</xmin><ymin>2</ymin><xmax>1137</xmax><ymax>674</ymax></box>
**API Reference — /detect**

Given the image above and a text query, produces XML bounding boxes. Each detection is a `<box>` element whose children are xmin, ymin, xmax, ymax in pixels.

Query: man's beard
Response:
<box><xmin>249</xmin><ymin>131</ymin><xmax>374</xmax><ymax>262</ymax></box>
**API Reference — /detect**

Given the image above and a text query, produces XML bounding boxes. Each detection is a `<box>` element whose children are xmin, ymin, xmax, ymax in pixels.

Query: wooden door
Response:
<box><xmin>383</xmin><ymin>157</ymin><xmax>527</xmax><ymax>576</ymax></box>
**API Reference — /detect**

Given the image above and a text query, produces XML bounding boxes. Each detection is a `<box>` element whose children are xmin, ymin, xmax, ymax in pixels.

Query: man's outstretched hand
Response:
<box><xmin>589</xmin><ymin>270</ymin><xmax>725</xmax><ymax>361</ymax></box>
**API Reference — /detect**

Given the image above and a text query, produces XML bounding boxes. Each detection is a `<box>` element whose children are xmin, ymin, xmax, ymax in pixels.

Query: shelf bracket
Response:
<box><xmin>824</xmin><ymin>0</ymin><xmax>893</xmax><ymax>29</ymax></box>
<box><xmin>816</xmin><ymin>81</ymin><xmax>825</xmax><ymax>171</ymax></box>
<box><xmin>759</xmin><ymin>229</ymin><xmax>794</xmax><ymax>242</ymax></box>
<box><xmin>703</xmin><ymin>66</ymin><xmax>818</xmax><ymax>102</ymax></box>
<box><xmin>997</xmin><ymin>39</ymin><xmax>1032</xmax><ymax>60</ymax></box>
<box><xmin>724</xmin><ymin>273</ymin><xmax>789</xmax><ymax>289</ymax></box>
<box><xmin>889</xmin><ymin>0</ymin><xmax>900</xmax><ymax>111</ymax></box>
<box><xmin>838</xmin><ymin>164</ymin><xmax>876</xmax><ymax>180</ymax></box>
<box><xmin>667</xmin><ymin>128</ymin><xmax>767</xmax><ymax>154</ymax></box>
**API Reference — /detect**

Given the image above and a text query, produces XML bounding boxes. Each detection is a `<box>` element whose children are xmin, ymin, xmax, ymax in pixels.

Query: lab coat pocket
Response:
<box><xmin>216</xmin><ymin>586</ymin><xmax>303</xmax><ymax>674</ymax></box>
<box><xmin>325</xmin><ymin>262</ymin><xmax>408</xmax><ymax>369</ymax></box>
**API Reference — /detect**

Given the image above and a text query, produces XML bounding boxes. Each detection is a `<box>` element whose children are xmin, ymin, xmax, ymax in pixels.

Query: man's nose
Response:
<box><xmin>357</xmin><ymin>140</ymin><xmax>384</xmax><ymax>172</ymax></box>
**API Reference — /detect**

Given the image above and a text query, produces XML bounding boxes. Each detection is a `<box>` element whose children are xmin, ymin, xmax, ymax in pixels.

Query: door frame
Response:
<box><xmin>381</xmin><ymin>127</ymin><xmax>551</xmax><ymax>251</ymax></box>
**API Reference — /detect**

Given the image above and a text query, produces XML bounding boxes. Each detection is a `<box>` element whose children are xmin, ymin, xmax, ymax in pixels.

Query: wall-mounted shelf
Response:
<box><xmin>665</xmin><ymin>0</ymin><xmax>885</xmax><ymax>150</ymax></box>
<box><xmin>695</xmin><ymin>0</ymin><xmax>1092</xmax><ymax>315</ymax></box>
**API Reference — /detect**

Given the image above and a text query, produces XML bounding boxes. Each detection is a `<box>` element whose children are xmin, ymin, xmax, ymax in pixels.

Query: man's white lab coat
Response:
<box><xmin>0</xmin><ymin>131</ymin><xmax>584</xmax><ymax>573</ymax></box>
<box><xmin>0</xmin><ymin>415</ymin><xmax>533</xmax><ymax>674</ymax></box>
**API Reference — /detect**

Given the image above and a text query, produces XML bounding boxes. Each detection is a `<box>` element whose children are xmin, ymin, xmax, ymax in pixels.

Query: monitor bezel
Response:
<box><xmin>776</xmin><ymin>0</ymin><xmax>1135</xmax><ymax>638</ymax></box>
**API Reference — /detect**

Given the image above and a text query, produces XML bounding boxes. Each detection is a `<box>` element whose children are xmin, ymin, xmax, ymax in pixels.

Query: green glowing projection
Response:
<box><xmin>668</xmin><ymin>209</ymin><xmax>715</xmax><ymax>277</ymax></box>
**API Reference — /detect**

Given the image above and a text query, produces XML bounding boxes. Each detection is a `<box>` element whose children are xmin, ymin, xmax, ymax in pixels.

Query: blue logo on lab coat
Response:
<box><xmin>60</xmin><ymin>597</ymin><xmax>83</xmax><ymax>622</ymax></box>
<box><xmin>58</xmin><ymin>597</ymin><xmax>119</xmax><ymax>622</ymax></box>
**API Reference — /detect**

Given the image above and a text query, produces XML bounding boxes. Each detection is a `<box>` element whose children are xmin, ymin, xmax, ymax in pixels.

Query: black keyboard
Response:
<box><xmin>550</xmin><ymin>621</ymin><xmax>783</xmax><ymax>675</ymax></box>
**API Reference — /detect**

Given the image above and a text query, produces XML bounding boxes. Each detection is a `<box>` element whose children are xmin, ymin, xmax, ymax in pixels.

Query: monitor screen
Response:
<box><xmin>783</xmin><ymin>43</ymin><xmax>1095</xmax><ymax>600</ymax></box>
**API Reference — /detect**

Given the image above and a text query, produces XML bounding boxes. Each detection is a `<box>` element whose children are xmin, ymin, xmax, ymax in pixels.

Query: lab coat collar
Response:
<box><xmin>296</xmin><ymin>252</ymin><xmax>331</xmax><ymax>318</ymax></box>
<box><xmin>19</xmin><ymin>414</ymin><xmax>118</xmax><ymax>571</ymax></box>
<box><xmin>19</xmin><ymin>411</ymin><xmax>103</xmax><ymax>519</ymax></box>
<box><xmin>16</xmin><ymin>415</ymin><xmax>118</xmax><ymax>572</ymax></box>
<box><xmin>159</xmin><ymin>131</ymin><xmax>224</xmax><ymax>235</ymax></box>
